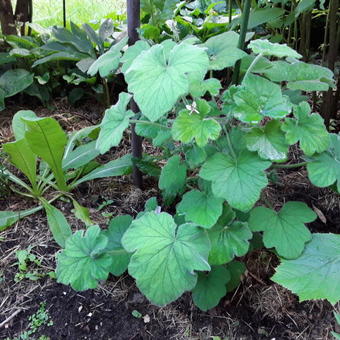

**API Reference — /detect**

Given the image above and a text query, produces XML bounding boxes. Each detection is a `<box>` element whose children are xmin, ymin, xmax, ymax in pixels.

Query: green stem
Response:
<box><xmin>243</xmin><ymin>53</ymin><xmax>263</xmax><ymax>83</ymax></box>
<box><xmin>223</xmin><ymin>127</ymin><xmax>237</xmax><ymax>159</ymax></box>
<box><xmin>232</xmin><ymin>0</ymin><xmax>251</xmax><ymax>85</ymax></box>
<box><xmin>272</xmin><ymin>161</ymin><xmax>307</xmax><ymax>169</ymax></box>
<box><xmin>129</xmin><ymin>120</ymin><xmax>170</xmax><ymax>130</ymax></box>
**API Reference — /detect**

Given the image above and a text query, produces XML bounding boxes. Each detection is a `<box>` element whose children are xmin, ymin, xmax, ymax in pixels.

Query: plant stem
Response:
<box><xmin>272</xmin><ymin>161</ymin><xmax>307</xmax><ymax>169</ymax></box>
<box><xmin>228</xmin><ymin>0</ymin><xmax>233</xmax><ymax>24</ymax></box>
<box><xmin>232</xmin><ymin>0</ymin><xmax>251</xmax><ymax>85</ymax></box>
<box><xmin>129</xmin><ymin>120</ymin><xmax>170</xmax><ymax>129</ymax></box>
<box><xmin>242</xmin><ymin>53</ymin><xmax>263</xmax><ymax>83</ymax></box>
<box><xmin>224</xmin><ymin>127</ymin><xmax>237</xmax><ymax>159</ymax></box>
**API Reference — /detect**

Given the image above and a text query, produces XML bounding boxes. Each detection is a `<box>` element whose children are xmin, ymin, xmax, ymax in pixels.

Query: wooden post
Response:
<box><xmin>127</xmin><ymin>0</ymin><xmax>143</xmax><ymax>188</ymax></box>
<box><xmin>0</xmin><ymin>0</ymin><xmax>16</xmax><ymax>35</ymax></box>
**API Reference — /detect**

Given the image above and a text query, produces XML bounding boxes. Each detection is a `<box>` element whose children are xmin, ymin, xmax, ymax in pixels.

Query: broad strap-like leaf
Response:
<box><xmin>249</xmin><ymin>39</ymin><xmax>302</xmax><ymax>59</ymax></box>
<box><xmin>72</xmin><ymin>200</ymin><xmax>93</xmax><ymax>226</ymax></box>
<box><xmin>0</xmin><ymin>69</ymin><xmax>33</xmax><ymax>97</ymax></box>
<box><xmin>0</xmin><ymin>206</ymin><xmax>42</xmax><ymax>231</ymax></box>
<box><xmin>73</xmin><ymin>154</ymin><xmax>132</xmax><ymax>186</ymax></box>
<box><xmin>307</xmin><ymin>133</ymin><xmax>340</xmax><ymax>192</ymax></box>
<box><xmin>11</xmin><ymin>110</ymin><xmax>37</xmax><ymax>140</ymax></box>
<box><xmin>56</xmin><ymin>225</ymin><xmax>112</xmax><ymax>291</ymax></box>
<box><xmin>22</xmin><ymin>117</ymin><xmax>68</xmax><ymax>191</ymax></box>
<box><xmin>272</xmin><ymin>233</ymin><xmax>340</xmax><ymax>304</ymax></box>
<box><xmin>96</xmin><ymin>92</ymin><xmax>134</xmax><ymax>154</ymax></box>
<box><xmin>245</xmin><ymin>120</ymin><xmax>289</xmax><ymax>161</ymax></box>
<box><xmin>159</xmin><ymin>155</ymin><xmax>187</xmax><ymax>204</ymax></box>
<box><xmin>125</xmin><ymin>42</ymin><xmax>209</xmax><ymax>121</ymax></box>
<box><xmin>102</xmin><ymin>215</ymin><xmax>132</xmax><ymax>276</ymax></box>
<box><xmin>43</xmin><ymin>202</ymin><xmax>72</xmax><ymax>248</ymax></box>
<box><xmin>122</xmin><ymin>212</ymin><xmax>211</xmax><ymax>306</ymax></box>
<box><xmin>3</xmin><ymin>139</ymin><xmax>37</xmax><ymax>188</ymax></box>
<box><xmin>200</xmin><ymin>142</ymin><xmax>271</xmax><ymax>212</ymax></box>
<box><xmin>177</xmin><ymin>189</ymin><xmax>223</xmax><ymax>229</ymax></box>
<box><xmin>249</xmin><ymin>202</ymin><xmax>316</xmax><ymax>259</ymax></box>
<box><xmin>282</xmin><ymin>102</ymin><xmax>329</xmax><ymax>156</ymax></box>
<box><xmin>230</xmin><ymin>75</ymin><xmax>292</xmax><ymax>123</ymax></box>
<box><xmin>192</xmin><ymin>266</ymin><xmax>230</xmax><ymax>311</ymax></box>
<box><xmin>172</xmin><ymin>99</ymin><xmax>221</xmax><ymax>147</ymax></box>
<box><xmin>208</xmin><ymin>221</ymin><xmax>252</xmax><ymax>265</ymax></box>
<box><xmin>202</xmin><ymin>31</ymin><xmax>247</xmax><ymax>70</ymax></box>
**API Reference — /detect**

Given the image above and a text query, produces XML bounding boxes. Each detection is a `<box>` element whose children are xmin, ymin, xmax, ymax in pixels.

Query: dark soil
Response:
<box><xmin>0</xmin><ymin>101</ymin><xmax>339</xmax><ymax>340</ymax></box>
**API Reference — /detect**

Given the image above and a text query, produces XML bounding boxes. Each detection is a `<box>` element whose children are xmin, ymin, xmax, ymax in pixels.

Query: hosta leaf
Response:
<box><xmin>22</xmin><ymin>117</ymin><xmax>68</xmax><ymax>191</ymax></box>
<box><xmin>56</xmin><ymin>225</ymin><xmax>112</xmax><ymax>291</ymax></box>
<box><xmin>249</xmin><ymin>202</ymin><xmax>316</xmax><ymax>259</ymax></box>
<box><xmin>177</xmin><ymin>189</ymin><xmax>223</xmax><ymax>229</ymax></box>
<box><xmin>208</xmin><ymin>222</ymin><xmax>252</xmax><ymax>265</ymax></box>
<box><xmin>192</xmin><ymin>266</ymin><xmax>230</xmax><ymax>311</ymax></box>
<box><xmin>3</xmin><ymin>139</ymin><xmax>37</xmax><ymax>188</ymax></box>
<box><xmin>43</xmin><ymin>202</ymin><xmax>72</xmax><ymax>248</ymax></box>
<box><xmin>245</xmin><ymin>120</ymin><xmax>289</xmax><ymax>161</ymax></box>
<box><xmin>249</xmin><ymin>39</ymin><xmax>302</xmax><ymax>58</ymax></box>
<box><xmin>102</xmin><ymin>215</ymin><xmax>132</xmax><ymax>276</ymax></box>
<box><xmin>263</xmin><ymin>61</ymin><xmax>334</xmax><ymax>91</ymax></box>
<box><xmin>0</xmin><ymin>69</ymin><xmax>34</xmax><ymax>97</ymax></box>
<box><xmin>122</xmin><ymin>212</ymin><xmax>211</xmax><ymax>306</ymax></box>
<box><xmin>232</xmin><ymin>75</ymin><xmax>291</xmax><ymax>123</ymax></box>
<box><xmin>200</xmin><ymin>146</ymin><xmax>271</xmax><ymax>211</ymax></box>
<box><xmin>307</xmin><ymin>133</ymin><xmax>340</xmax><ymax>192</ymax></box>
<box><xmin>202</xmin><ymin>31</ymin><xmax>247</xmax><ymax>70</ymax></box>
<box><xmin>172</xmin><ymin>100</ymin><xmax>221</xmax><ymax>147</ymax></box>
<box><xmin>125</xmin><ymin>42</ymin><xmax>209</xmax><ymax>121</ymax></box>
<box><xmin>282</xmin><ymin>102</ymin><xmax>329</xmax><ymax>156</ymax></box>
<box><xmin>96</xmin><ymin>92</ymin><xmax>134</xmax><ymax>154</ymax></box>
<box><xmin>272</xmin><ymin>233</ymin><xmax>340</xmax><ymax>304</ymax></box>
<box><xmin>159</xmin><ymin>155</ymin><xmax>187</xmax><ymax>204</ymax></box>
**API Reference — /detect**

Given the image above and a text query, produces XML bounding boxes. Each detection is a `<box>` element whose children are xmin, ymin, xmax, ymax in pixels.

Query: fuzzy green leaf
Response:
<box><xmin>272</xmin><ymin>233</ymin><xmax>340</xmax><ymax>304</ymax></box>
<box><xmin>122</xmin><ymin>212</ymin><xmax>211</xmax><ymax>306</ymax></box>
<box><xmin>249</xmin><ymin>39</ymin><xmax>302</xmax><ymax>59</ymax></box>
<box><xmin>249</xmin><ymin>202</ymin><xmax>316</xmax><ymax>259</ymax></box>
<box><xmin>125</xmin><ymin>42</ymin><xmax>209</xmax><ymax>121</ymax></box>
<box><xmin>96</xmin><ymin>92</ymin><xmax>134</xmax><ymax>154</ymax></box>
<box><xmin>177</xmin><ymin>189</ymin><xmax>223</xmax><ymax>229</ymax></box>
<box><xmin>246</xmin><ymin>120</ymin><xmax>289</xmax><ymax>161</ymax></box>
<box><xmin>121</xmin><ymin>40</ymin><xmax>150</xmax><ymax>73</ymax></box>
<box><xmin>208</xmin><ymin>221</ymin><xmax>252</xmax><ymax>265</ymax></box>
<box><xmin>192</xmin><ymin>266</ymin><xmax>230</xmax><ymax>311</ymax></box>
<box><xmin>56</xmin><ymin>226</ymin><xmax>112</xmax><ymax>291</ymax></box>
<box><xmin>159</xmin><ymin>155</ymin><xmax>187</xmax><ymax>204</ymax></box>
<box><xmin>307</xmin><ymin>133</ymin><xmax>340</xmax><ymax>192</ymax></box>
<box><xmin>282</xmin><ymin>102</ymin><xmax>329</xmax><ymax>156</ymax></box>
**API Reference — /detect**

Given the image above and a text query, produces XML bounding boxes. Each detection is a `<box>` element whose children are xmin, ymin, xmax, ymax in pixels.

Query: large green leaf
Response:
<box><xmin>73</xmin><ymin>154</ymin><xmax>132</xmax><ymax>186</ymax></box>
<box><xmin>22</xmin><ymin>117</ymin><xmax>68</xmax><ymax>191</ymax></box>
<box><xmin>96</xmin><ymin>92</ymin><xmax>134</xmax><ymax>154</ymax></box>
<box><xmin>56</xmin><ymin>225</ymin><xmax>112</xmax><ymax>291</ymax></box>
<box><xmin>125</xmin><ymin>42</ymin><xmax>209</xmax><ymax>121</ymax></box>
<box><xmin>0</xmin><ymin>69</ymin><xmax>33</xmax><ymax>97</ymax></box>
<box><xmin>200</xmin><ymin>134</ymin><xmax>271</xmax><ymax>211</ymax></box>
<box><xmin>102</xmin><ymin>215</ymin><xmax>132</xmax><ymax>276</ymax></box>
<box><xmin>272</xmin><ymin>233</ymin><xmax>340</xmax><ymax>304</ymax></box>
<box><xmin>62</xmin><ymin>141</ymin><xmax>100</xmax><ymax>170</ymax></box>
<box><xmin>249</xmin><ymin>202</ymin><xmax>316</xmax><ymax>259</ymax></box>
<box><xmin>122</xmin><ymin>212</ymin><xmax>211</xmax><ymax>306</ymax></box>
<box><xmin>43</xmin><ymin>202</ymin><xmax>72</xmax><ymax>248</ymax></box>
<box><xmin>245</xmin><ymin>120</ymin><xmax>289</xmax><ymax>161</ymax></box>
<box><xmin>208</xmin><ymin>221</ymin><xmax>252</xmax><ymax>265</ymax></box>
<box><xmin>249</xmin><ymin>39</ymin><xmax>302</xmax><ymax>58</ymax></box>
<box><xmin>202</xmin><ymin>31</ymin><xmax>247</xmax><ymax>70</ymax></box>
<box><xmin>192</xmin><ymin>266</ymin><xmax>230</xmax><ymax>311</ymax></box>
<box><xmin>246</xmin><ymin>8</ymin><xmax>285</xmax><ymax>29</ymax></box>
<box><xmin>120</xmin><ymin>40</ymin><xmax>150</xmax><ymax>73</ymax></box>
<box><xmin>3</xmin><ymin>139</ymin><xmax>37</xmax><ymax>189</ymax></box>
<box><xmin>159</xmin><ymin>155</ymin><xmax>187</xmax><ymax>204</ymax></box>
<box><xmin>307</xmin><ymin>133</ymin><xmax>340</xmax><ymax>192</ymax></box>
<box><xmin>11</xmin><ymin>110</ymin><xmax>37</xmax><ymax>140</ymax></box>
<box><xmin>230</xmin><ymin>75</ymin><xmax>291</xmax><ymax>123</ymax></box>
<box><xmin>263</xmin><ymin>61</ymin><xmax>334</xmax><ymax>91</ymax></box>
<box><xmin>172</xmin><ymin>99</ymin><xmax>221</xmax><ymax>147</ymax></box>
<box><xmin>282</xmin><ymin>102</ymin><xmax>329</xmax><ymax>156</ymax></box>
<box><xmin>177</xmin><ymin>189</ymin><xmax>223</xmax><ymax>229</ymax></box>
